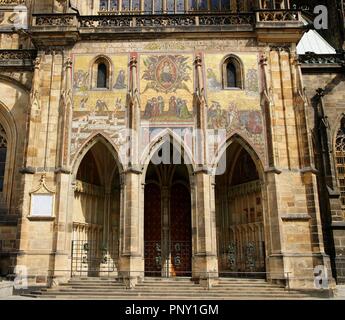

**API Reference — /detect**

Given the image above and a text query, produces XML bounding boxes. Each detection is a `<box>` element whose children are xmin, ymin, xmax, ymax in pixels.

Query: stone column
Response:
<box><xmin>118</xmin><ymin>54</ymin><xmax>144</xmax><ymax>287</ymax></box>
<box><xmin>192</xmin><ymin>172</ymin><xmax>219</xmax><ymax>285</ymax></box>
<box><xmin>50</xmin><ymin>55</ymin><xmax>75</xmax><ymax>286</ymax></box>
<box><xmin>262</xmin><ymin>46</ymin><xmax>333</xmax><ymax>289</ymax></box>
<box><xmin>119</xmin><ymin>170</ymin><xmax>144</xmax><ymax>287</ymax></box>
<box><xmin>161</xmin><ymin>186</ymin><xmax>170</xmax><ymax>277</ymax></box>
<box><xmin>17</xmin><ymin>50</ymin><xmax>66</xmax><ymax>286</ymax></box>
<box><xmin>192</xmin><ymin>55</ymin><xmax>218</xmax><ymax>286</ymax></box>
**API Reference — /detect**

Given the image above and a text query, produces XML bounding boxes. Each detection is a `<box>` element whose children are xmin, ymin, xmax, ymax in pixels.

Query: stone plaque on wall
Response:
<box><xmin>30</xmin><ymin>194</ymin><xmax>54</xmax><ymax>217</ymax></box>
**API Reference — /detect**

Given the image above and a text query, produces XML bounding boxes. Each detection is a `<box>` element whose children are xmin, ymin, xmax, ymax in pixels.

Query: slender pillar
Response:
<box><xmin>118</xmin><ymin>54</ymin><xmax>144</xmax><ymax>287</ymax></box>
<box><xmin>52</xmin><ymin>55</ymin><xmax>75</xmax><ymax>285</ymax></box>
<box><xmin>192</xmin><ymin>55</ymin><xmax>219</xmax><ymax>286</ymax></box>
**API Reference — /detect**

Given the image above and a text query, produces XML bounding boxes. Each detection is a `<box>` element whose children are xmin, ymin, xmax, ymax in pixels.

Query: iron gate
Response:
<box><xmin>219</xmin><ymin>241</ymin><xmax>266</xmax><ymax>278</ymax></box>
<box><xmin>144</xmin><ymin>240</ymin><xmax>192</xmax><ymax>277</ymax></box>
<box><xmin>71</xmin><ymin>240</ymin><xmax>117</xmax><ymax>277</ymax></box>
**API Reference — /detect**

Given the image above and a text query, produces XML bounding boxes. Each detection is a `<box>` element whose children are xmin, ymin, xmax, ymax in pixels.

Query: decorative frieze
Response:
<box><xmin>0</xmin><ymin>0</ymin><xmax>25</xmax><ymax>6</ymax></box>
<box><xmin>33</xmin><ymin>13</ymin><xmax>76</xmax><ymax>27</ymax></box>
<box><xmin>299</xmin><ymin>53</ymin><xmax>345</xmax><ymax>66</ymax></box>
<box><xmin>0</xmin><ymin>49</ymin><xmax>37</xmax><ymax>67</ymax></box>
<box><xmin>256</xmin><ymin>10</ymin><xmax>301</xmax><ymax>22</ymax></box>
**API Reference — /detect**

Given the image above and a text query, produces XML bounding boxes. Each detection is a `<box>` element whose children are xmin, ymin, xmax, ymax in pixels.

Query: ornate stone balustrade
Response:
<box><xmin>31</xmin><ymin>10</ymin><xmax>302</xmax><ymax>29</ymax></box>
<box><xmin>30</xmin><ymin>10</ymin><xmax>303</xmax><ymax>42</ymax></box>
<box><xmin>79</xmin><ymin>13</ymin><xmax>254</xmax><ymax>28</ymax></box>
<box><xmin>256</xmin><ymin>10</ymin><xmax>301</xmax><ymax>22</ymax></box>
<box><xmin>0</xmin><ymin>49</ymin><xmax>37</xmax><ymax>67</ymax></box>
<box><xmin>0</xmin><ymin>0</ymin><xmax>25</xmax><ymax>6</ymax></box>
<box><xmin>33</xmin><ymin>13</ymin><xmax>77</xmax><ymax>27</ymax></box>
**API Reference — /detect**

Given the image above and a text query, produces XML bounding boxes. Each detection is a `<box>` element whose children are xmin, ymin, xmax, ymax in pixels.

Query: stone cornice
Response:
<box><xmin>299</xmin><ymin>53</ymin><xmax>345</xmax><ymax>69</ymax></box>
<box><xmin>281</xmin><ymin>214</ymin><xmax>311</xmax><ymax>222</ymax></box>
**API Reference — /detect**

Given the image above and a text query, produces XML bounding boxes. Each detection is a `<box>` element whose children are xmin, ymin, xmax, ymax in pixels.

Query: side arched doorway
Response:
<box><xmin>71</xmin><ymin>140</ymin><xmax>121</xmax><ymax>277</ymax></box>
<box><xmin>144</xmin><ymin>143</ymin><xmax>192</xmax><ymax>277</ymax></box>
<box><xmin>215</xmin><ymin>140</ymin><xmax>266</xmax><ymax>278</ymax></box>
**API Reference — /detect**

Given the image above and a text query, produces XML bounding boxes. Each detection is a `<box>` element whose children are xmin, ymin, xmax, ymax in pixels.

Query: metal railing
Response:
<box><xmin>71</xmin><ymin>240</ymin><xmax>119</xmax><ymax>277</ymax></box>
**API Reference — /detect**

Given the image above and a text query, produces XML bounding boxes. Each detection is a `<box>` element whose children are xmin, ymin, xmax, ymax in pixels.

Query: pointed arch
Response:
<box><xmin>143</xmin><ymin>129</ymin><xmax>194</xmax><ymax>278</ymax></box>
<box><xmin>215</xmin><ymin>132</ymin><xmax>267</xmax><ymax>277</ymax></box>
<box><xmin>334</xmin><ymin>115</ymin><xmax>345</xmax><ymax>209</ymax></box>
<box><xmin>71</xmin><ymin>132</ymin><xmax>123</xmax><ymax>179</ymax></box>
<box><xmin>331</xmin><ymin>112</ymin><xmax>345</xmax><ymax>149</ymax></box>
<box><xmin>140</xmin><ymin>128</ymin><xmax>196</xmax><ymax>180</ymax></box>
<box><xmin>0</xmin><ymin>102</ymin><xmax>17</xmax><ymax>205</ymax></box>
<box><xmin>211</xmin><ymin>132</ymin><xmax>265</xmax><ymax>180</ymax></box>
<box><xmin>0</xmin><ymin>74</ymin><xmax>31</xmax><ymax>93</ymax></box>
<box><xmin>71</xmin><ymin>133</ymin><xmax>122</xmax><ymax>277</ymax></box>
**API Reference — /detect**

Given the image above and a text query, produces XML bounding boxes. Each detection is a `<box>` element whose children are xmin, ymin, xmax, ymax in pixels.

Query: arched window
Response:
<box><xmin>92</xmin><ymin>56</ymin><xmax>111</xmax><ymax>90</ymax></box>
<box><xmin>226</xmin><ymin>63</ymin><xmax>237</xmax><ymax>88</ymax></box>
<box><xmin>97</xmin><ymin>63</ymin><xmax>108</xmax><ymax>89</ymax></box>
<box><xmin>336</xmin><ymin>118</ymin><xmax>345</xmax><ymax>208</ymax></box>
<box><xmin>223</xmin><ymin>55</ymin><xmax>244</xmax><ymax>89</ymax></box>
<box><xmin>0</xmin><ymin>124</ymin><xmax>7</xmax><ymax>192</ymax></box>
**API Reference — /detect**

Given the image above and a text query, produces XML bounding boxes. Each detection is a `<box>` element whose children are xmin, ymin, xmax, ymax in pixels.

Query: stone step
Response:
<box><xmin>334</xmin><ymin>286</ymin><xmax>345</xmax><ymax>298</ymax></box>
<box><xmin>65</xmin><ymin>282</ymin><xmax>124</xmax><ymax>286</ymax></box>
<box><xmin>23</xmin><ymin>277</ymin><xmax>320</xmax><ymax>300</ymax></box>
<box><xmin>23</xmin><ymin>294</ymin><xmax>315</xmax><ymax>300</ymax></box>
<box><xmin>139</xmin><ymin>282</ymin><xmax>278</xmax><ymax>287</ymax></box>
<box><xmin>32</xmin><ymin>290</ymin><xmax>308</xmax><ymax>298</ymax></box>
<box><xmin>45</xmin><ymin>283</ymin><xmax>290</xmax><ymax>290</ymax></box>
<box><xmin>218</xmin><ymin>278</ymin><xmax>268</xmax><ymax>282</ymax></box>
<box><xmin>47</xmin><ymin>287</ymin><xmax>292</xmax><ymax>293</ymax></box>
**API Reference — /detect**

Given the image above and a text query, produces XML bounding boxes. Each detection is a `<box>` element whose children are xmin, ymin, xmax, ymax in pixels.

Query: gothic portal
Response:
<box><xmin>0</xmin><ymin>0</ymin><xmax>344</xmax><ymax>292</ymax></box>
<box><xmin>144</xmin><ymin>144</ymin><xmax>192</xmax><ymax>277</ymax></box>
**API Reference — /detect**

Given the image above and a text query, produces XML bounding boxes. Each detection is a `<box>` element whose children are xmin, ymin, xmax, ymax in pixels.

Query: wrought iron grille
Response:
<box><xmin>71</xmin><ymin>240</ymin><xmax>118</xmax><ymax>277</ymax></box>
<box><xmin>170</xmin><ymin>241</ymin><xmax>192</xmax><ymax>277</ymax></box>
<box><xmin>144</xmin><ymin>240</ymin><xmax>192</xmax><ymax>277</ymax></box>
<box><xmin>219</xmin><ymin>241</ymin><xmax>266</xmax><ymax>278</ymax></box>
<box><xmin>144</xmin><ymin>241</ymin><xmax>162</xmax><ymax>277</ymax></box>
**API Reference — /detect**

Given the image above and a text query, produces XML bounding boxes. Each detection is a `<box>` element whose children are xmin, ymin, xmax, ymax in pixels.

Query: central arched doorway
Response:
<box><xmin>71</xmin><ymin>139</ymin><xmax>121</xmax><ymax>277</ymax></box>
<box><xmin>215</xmin><ymin>138</ymin><xmax>266</xmax><ymax>278</ymax></box>
<box><xmin>144</xmin><ymin>142</ymin><xmax>192</xmax><ymax>277</ymax></box>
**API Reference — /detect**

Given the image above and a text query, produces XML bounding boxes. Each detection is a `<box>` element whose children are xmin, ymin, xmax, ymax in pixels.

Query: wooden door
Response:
<box><xmin>170</xmin><ymin>183</ymin><xmax>192</xmax><ymax>276</ymax></box>
<box><xmin>144</xmin><ymin>183</ymin><xmax>162</xmax><ymax>277</ymax></box>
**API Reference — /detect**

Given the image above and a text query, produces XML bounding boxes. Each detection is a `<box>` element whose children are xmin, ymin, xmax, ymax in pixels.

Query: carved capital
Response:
<box><xmin>259</xmin><ymin>54</ymin><xmax>268</xmax><ymax>66</ymax></box>
<box><xmin>129</xmin><ymin>56</ymin><xmax>138</xmax><ymax>69</ymax></box>
<box><xmin>270</xmin><ymin>45</ymin><xmax>291</xmax><ymax>53</ymax></box>
<box><xmin>194</xmin><ymin>55</ymin><xmax>203</xmax><ymax>67</ymax></box>
<box><xmin>65</xmin><ymin>57</ymin><xmax>73</xmax><ymax>69</ymax></box>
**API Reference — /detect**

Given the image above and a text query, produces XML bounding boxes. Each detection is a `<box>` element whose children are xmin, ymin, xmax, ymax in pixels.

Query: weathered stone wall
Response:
<box><xmin>0</xmin><ymin>1</ymin><xmax>337</xmax><ymax>289</ymax></box>
<box><xmin>303</xmin><ymin>69</ymin><xmax>345</xmax><ymax>283</ymax></box>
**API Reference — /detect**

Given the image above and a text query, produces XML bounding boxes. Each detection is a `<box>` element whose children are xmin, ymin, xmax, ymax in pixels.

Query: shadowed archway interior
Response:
<box><xmin>144</xmin><ymin>142</ymin><xmax>192</xmax><ymax>277</ymax></box>
<box><xmin>215</xmin><ymin>141</ymin><xmax>266</xmax><ymax>278</ymax></box>
<box><xmin>72</xmin><ymin>141</ymin><xmax>121</xmax><ymax>277</ymax></box>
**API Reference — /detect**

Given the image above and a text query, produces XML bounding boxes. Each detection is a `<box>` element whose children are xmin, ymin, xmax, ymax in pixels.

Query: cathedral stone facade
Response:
<box><xmin>0</xmin><ymin>0</ymin><xmax>344</xmax><ymax>291</ymax></box>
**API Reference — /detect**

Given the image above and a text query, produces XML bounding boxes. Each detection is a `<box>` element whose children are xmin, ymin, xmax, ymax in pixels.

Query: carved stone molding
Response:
<box><xmin>0</xmin><ymin>49</ymin><xmax>37</xmax><ymax>68</ymax></box>
<box><xmin>299</xmin><ymin>53</ymin><xmax>345</xmax><ymax>67</ymax></box>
